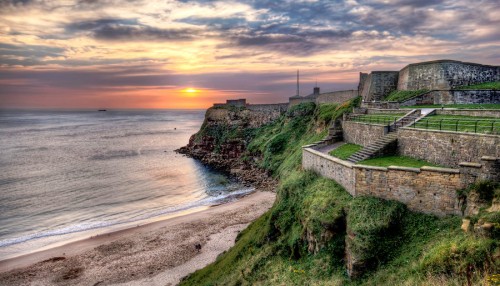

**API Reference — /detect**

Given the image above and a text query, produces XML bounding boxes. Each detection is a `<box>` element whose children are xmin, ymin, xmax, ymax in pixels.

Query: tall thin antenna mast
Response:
<box><xmin>296</xmin><ymin>70</ymin><xmax>300</xmax><ymax>96</ymax></box>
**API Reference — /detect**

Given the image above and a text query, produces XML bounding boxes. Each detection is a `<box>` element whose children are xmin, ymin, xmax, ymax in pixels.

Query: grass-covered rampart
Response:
<box><xmin>385</xmin><ymin>89</ymin><xmax>429</xmax><ymax>102</ymax></box>
<box><xmin>455</xmin><ymin>81</ymin><xmax>500</xmax><ymax>90</ymax></box>
<box><xmin>180</xmin><ymin>98</ymin><xmax>499</xmax><ymax>285</ymax></box>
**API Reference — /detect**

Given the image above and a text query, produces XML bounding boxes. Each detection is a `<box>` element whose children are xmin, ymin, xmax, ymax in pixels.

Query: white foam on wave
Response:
<box><xmin>0</xmin><ymin>187</ymin><xmax>255</xmax><ymax>249</ymax></box>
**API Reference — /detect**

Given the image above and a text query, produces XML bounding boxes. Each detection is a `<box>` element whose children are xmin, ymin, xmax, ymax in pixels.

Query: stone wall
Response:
<box><xmin>302</xmin><ymin>146</ymin><xmax>356</xmax><ymax>196</ymax></box>
<box><xmin>459</xmin><ymin>157</ymin><xmax>500</xmax><ymax>188</ymax></box>
<box><xmin>354</xmin><ymin>165</ymin><xmax>461</xmax><ymax>216</ymax></box>
<box><xmin>360</xmin><ymin>71</ymin><xmax>399</xmax><ymax>101</ymax></box>
<box><xmin>435</xmin><ymin>109</ymin><xmax>500</xmax><ymax>118</ymax></box>
<box><xmin>247</xmin><ymin>103</ymin><xmax>288</xmax><ymax>113</ymax></box>
<box><xmin>226</xmin><ymin>99</ymin><xmax>247</xmax><ymax>107</ymax></box>
<box><xmin>289</xmin><ymin>96</ymin><xmax>314</xmax><ymax>106</ymax></box>
<box><xmin>361</xmin><ymin>101</ymin><xmax>401</xmax><ymax>109</ymax></box>
<box><xmin>399</xmin><ymin>90</ymin><xmax>500</xmax><ymax>106</ymax></box>
<box><xmin>452</xmin><ymin>90</ymin><xmax>500</xmax><ymax>104</ymax></box>
<box><xmin>398</xmin><ymin>128</ymin><xmax>500</xmax><ymax>167</ymax></box>
<box><xmin>342</xmin><ymin>121</ymin><xmax>388</xmax><ymax>146</ymax></box>
<box><xmin>316</xmin><ymin>90</ymin><xmax>358</xmax><ymax>104</ymax></box>
<box><xmin>205</xmin><ymin>106</ymin><xmax>283</xmax><ymax>128</ymax></box>
<box><xmin>398</xmin><ymin>60</ymin><xmax>500</xmax><ymax>91</ymax></box>
<box><xmin>366</xmin><ymin>108</ymin><xmax>406</xmax><ymax>114</ymax></box>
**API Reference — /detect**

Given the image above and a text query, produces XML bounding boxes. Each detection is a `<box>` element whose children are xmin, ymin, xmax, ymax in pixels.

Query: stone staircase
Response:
<box><xmin>346</xmin><ymin>133</ymin><xmax>398</xmax><ymax>163</ymax></box>
<box><xmin>324</xmin><ymin>120</ymin><xmax>343</xmax><ymax>143</ymax></box>
<box><xmin>388</xmin><ymin>109</ymin><xmax>421</xmax><ymax>132</ymax></box>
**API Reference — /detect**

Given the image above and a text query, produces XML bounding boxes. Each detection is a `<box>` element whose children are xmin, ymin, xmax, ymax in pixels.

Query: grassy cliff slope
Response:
<box><xmin>180</xmin><ymin>100</ymin><xmax>499</xmax><ymax>285</ymax></box>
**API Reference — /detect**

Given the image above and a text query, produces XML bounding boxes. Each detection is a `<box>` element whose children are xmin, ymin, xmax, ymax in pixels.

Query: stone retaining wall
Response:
<box><xmin>399</xmin><ymin>90</ymin><xmax>500</xmax><ymax>106</ymax></box>
<box><xmin>435</xmin><ymin>109</ymin><xmax>500</xmax><ymax>118</ymax></box>
<box><xmin>360</xmin><ymin>71</ymin><xmax>399</xmax><ymax>102</ymax></box>
<box><xmin>289</xmin><ymin>97</ymin><xmax>314</xmax><ymax>106</ymax></box>
<box><xmin>246</xmin><ymin>103</ymin><xmax>289</xmax><ymax>112</ymax></box>
<box><xmin>398</xmin><ymin>128</ymin><xmax>500</xmax><ymax>167</ymax></box>
<box><xmin>302</xmin><ymin>146</ymin><xmax>356</xmax><ymax>195</ymax></box>
<box><xmin>398</xmin><ymin>60</ymin><xmax>500</xmax><ymax>90</ymax></box>
<box><xmin>354</xmin><ymin>165</ymin><xmax>461</xmax><ymax>216</ymax></box>
<box><xmin>342</xmin><ymin>121</ymin><xmax>387</xmax><ymax>146</ymax></box>
<box><xmin>316</xmin><ymin>90</ymin><xmax>358</xmax><ymax>104</ymax></box>
<box><xmin>366</xmin><ymin>108</ymin><xmax>405</xmax><ymax>114</ymax></box>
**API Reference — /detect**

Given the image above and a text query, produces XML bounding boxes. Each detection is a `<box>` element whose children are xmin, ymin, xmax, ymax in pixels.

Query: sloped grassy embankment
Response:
<box><xmin>180</xmin><ymin>99</ymin><xmax>499</xmax><ymax>285</ymax></box>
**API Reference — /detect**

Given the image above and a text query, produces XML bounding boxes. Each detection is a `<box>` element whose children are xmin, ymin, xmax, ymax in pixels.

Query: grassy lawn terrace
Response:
<box><xmin>328</xmin><ymin>143</ymin><xmax>362</xmax><ymax>160</ymax></box>
<box><xmin>455</xmin><ymin>81</ymin><xmax>500</xmax><ymax>90</ymax></box>
<box><xmin>359</xmin><ymin>155</ymin><xmax>442</xmax><ymax>168</ymax></box>
<box><xmin>350</xmin><ymin>113</ymin><xmax>406</xmax><ymax>125</ymax></box>
<box><xmin>384</xmin><ymin>89</ymin><xmax>429</xmax><ymax>101</ymax></box>
<box><xmin>409</xmin><ymin>114</ymin><xmax>500</xmax><ymax>134</ymax></box>
<box><xmin>401</xmin><ymin>103</ymin><xmax>500</xmax><ymax>109</ymax></box>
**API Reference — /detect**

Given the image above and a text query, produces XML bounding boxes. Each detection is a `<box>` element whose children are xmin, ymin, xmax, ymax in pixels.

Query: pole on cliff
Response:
<box><xmin>296</xmin><ymin>70</ymin><xmax>300</xmax><ymax>96</ymax></box>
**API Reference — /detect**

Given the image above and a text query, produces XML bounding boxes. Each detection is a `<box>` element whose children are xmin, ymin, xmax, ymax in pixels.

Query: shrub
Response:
<box><xmin>420</xmin><ymin>236</ymin><xmax>498</xmax><ymax>278</ymax></box>
<box><xmin>267</xmin><ymin>133</ymin><xmax>288</xmax><ymax>155</ymax></box>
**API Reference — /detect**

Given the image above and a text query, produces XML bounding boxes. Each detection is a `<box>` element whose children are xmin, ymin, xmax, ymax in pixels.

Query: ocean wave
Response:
<box><xmin>0</xmin><ymin>187</ymin><xmax>255</xmax><ymax>248</ymax></box>
<box><xmin>101</xmin><ymin>130</ymin><xmax>174</xmax><ymax>139</ymax></box>
<box><xmin>89</xmin><ymin>150</ymin><xmax>140</xmax><ymax>160</ymax></box>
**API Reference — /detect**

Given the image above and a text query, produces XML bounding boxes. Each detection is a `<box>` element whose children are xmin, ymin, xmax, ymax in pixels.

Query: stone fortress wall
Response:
<box><xmin>359</xmin><ymin>71</ymin><xmax>399</xmax><ymax>101</ymax></box>
<box><xmin>289</xmin><ymin>89</ymin><xmax>359</xmax><ymax>106</ymax></box>
<box><xmin>213</xmin><ymin>99</ymin><xmax>288</xmax><ymax>113</ymax></box>
<box><xmin>316</xmin><ymin>90</ymin><xmax>359</xmax><ymax>104</ymax></box>
<box><xmin>398</xmin><ymin>60</ymin><xmax>500</xmax><ymax>90</ymax></box>
<box><xmin>357</xmin><ymin>59</ymin><xmax>500</xmax><ymax>104</ymax></box>
<box><xmin>398</xmin><ymin>90</ymin><xmax>500</xmax><ymax>106</ymax></box>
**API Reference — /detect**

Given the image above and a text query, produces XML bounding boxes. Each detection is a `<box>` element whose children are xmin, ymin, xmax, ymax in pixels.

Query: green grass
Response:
<box><xmin>411</xmin><ymin>114</ymin><xmax>500</xmax><ymax>134</ymax></box>
<box><xmin>359</xmin><ymin>155</ymin><xmax>442</xmax><ymax>168</ymax></box>
<box><xmin>455</xmin><ymin>81</ymin><xmax>500</xmax><ymax>90</ymax></box>
<box><xmin>329</xmin><ymin>143</ymin><xmax>362</xmax><ymax>160</ymax></box>
<box><xmin>401</xmin><ymin>103</ymin><xmax>500</xmax><ymax>109</ymax></box>
<box><xmin>350</xmin><ymin>113</ymin><xmax>406</xmax><ymax>125</ymax></box>
<box><xmin>385</xmin><ymin>89</ymin><xmax>429</xmax><ymax>102</ymax></box>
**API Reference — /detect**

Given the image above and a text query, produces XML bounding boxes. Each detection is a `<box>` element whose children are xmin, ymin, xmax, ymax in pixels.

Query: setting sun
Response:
<box><xmin>181</xmin><ymin>88</ymin><xmax>199</xmax><ymax>98</ymax></box>
<box><xmin>184</xmin><ymin>88</ymin><xmax>198</xmax><ymax>93</ymax></box>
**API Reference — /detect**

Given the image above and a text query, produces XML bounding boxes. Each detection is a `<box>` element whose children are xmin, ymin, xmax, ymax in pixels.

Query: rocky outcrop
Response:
<box><xmin>177</xmin><ymin>106</ymin><xmax>282</xmax><ymax>191</ymax></box>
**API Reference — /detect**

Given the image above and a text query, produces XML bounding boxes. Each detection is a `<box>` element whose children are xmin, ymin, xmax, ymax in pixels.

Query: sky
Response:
<box><xmin>0</xmin><ymin>0</ymin><xmax>499</xmax><ymax>109</ymax></box>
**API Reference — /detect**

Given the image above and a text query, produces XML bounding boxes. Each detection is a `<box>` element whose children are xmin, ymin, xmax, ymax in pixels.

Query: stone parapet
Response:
<box><xmin>354</xmin><ymin>164</ymin><xmax>462</xmax><ymax>216</ymax></box>
<box><xmin>397</xmin><ymin>128</ymin><xmax>500</xmax><ymax>168</ymax></box>
<box><xmin>302</xmin><ymin>146</ymin><xmax>356</xmax><ymax>196</ymax></box>
<box><xmin>342</xmin><ymin>121</ymin><xmax>388</xmax><ymax>146</ymax></box>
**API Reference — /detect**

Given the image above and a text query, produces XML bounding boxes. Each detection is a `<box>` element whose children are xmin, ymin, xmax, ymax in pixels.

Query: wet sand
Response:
<box><xmin>0</xmin><ymin>191</ymin><xmax>275</xmax><ymax>286</ymax></box>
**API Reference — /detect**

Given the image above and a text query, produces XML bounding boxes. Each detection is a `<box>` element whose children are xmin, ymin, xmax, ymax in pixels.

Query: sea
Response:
<box><xmin>0</xmin><ymin>109</ymin><xmax>253</xmax><ymax>260</ymax></box>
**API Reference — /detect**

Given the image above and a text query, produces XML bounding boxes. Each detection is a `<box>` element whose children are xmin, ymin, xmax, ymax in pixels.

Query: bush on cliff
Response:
<box><xmin>346</xmin><ymin>197</ymin><xmax>406</xmax><ymax>277</ymax></box>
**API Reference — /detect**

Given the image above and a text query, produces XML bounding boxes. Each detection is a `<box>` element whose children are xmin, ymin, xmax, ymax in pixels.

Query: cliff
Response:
<box><xmin>178</xmin><ymin>100</ymin><xmax>499</xmax><ymax>285</ymax></box>
<box><xmin>177</xmin><ymin>106</ymin><xmax>283</xmax><ymax>191</ymax></box>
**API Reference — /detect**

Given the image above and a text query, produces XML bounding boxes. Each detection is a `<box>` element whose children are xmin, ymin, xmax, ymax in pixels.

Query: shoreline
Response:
<box><xmin>0</xmin><ymin>191</ymin><xmax>276</xmax><ymax>285</ymax></box>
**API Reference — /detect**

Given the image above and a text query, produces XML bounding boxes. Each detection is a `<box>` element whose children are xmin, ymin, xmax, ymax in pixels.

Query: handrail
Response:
<box><xmin>407</xmin><ymin>118</ymin><xmax>500</xmax><ymax>134</ymax></box>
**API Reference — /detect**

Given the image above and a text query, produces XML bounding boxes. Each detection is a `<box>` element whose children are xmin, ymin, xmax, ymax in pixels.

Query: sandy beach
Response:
<box><xmin>0</xmin><ymin>191</ymin><xmax>275</xmax><ymax>286</ymax></box>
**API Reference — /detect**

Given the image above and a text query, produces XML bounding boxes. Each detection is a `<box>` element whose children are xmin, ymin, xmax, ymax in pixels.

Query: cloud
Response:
<box><xmin>66</xmin><ymin>18</ymin><xmax>199</xmax><ymax>41</ymax></box>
